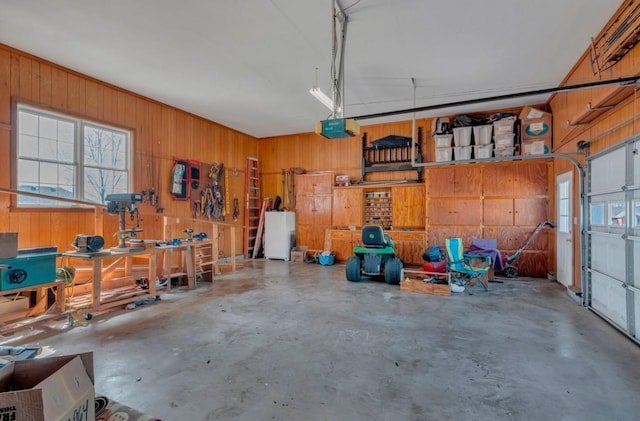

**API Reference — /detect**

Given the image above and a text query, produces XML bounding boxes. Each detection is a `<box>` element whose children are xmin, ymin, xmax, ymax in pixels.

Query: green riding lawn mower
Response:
<box><xmin>345</xmin><ymin>225</ymin><xmax>403</xmax><ymax>284</ymax></box>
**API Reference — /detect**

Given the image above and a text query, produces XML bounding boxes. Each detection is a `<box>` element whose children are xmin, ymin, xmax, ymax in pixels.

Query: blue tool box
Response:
<box><xmin>0</xmin><ymin>247</ymin><xmax>59</xmax><ymax>291</ymax></box>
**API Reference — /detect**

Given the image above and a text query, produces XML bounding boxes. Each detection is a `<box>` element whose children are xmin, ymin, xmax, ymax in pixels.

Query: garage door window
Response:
<box><xmin>608</xmin><ymin>202</ymin><xmax>625</xmax><ymax>226</ymax></box>
<box><xmin>633</xmin><ymin>200</ymin><xmax>640</xmax><ymax>227</ymax></box>
<box><xmin>590</xmin><ymin>203</ymin><xmax>605</xmax><ymax>226</ymax></box>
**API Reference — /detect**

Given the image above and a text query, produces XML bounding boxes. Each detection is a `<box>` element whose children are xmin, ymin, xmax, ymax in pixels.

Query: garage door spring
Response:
<box><xmin>8</xmin><ymin>269</ymin><xmax>27</xmax><ymax>284</ymax></box>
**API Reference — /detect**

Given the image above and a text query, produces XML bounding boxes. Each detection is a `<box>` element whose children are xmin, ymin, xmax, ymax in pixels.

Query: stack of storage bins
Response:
<box><xmin>472</xmin><ymin>124</ymin><xmax>493</xmax><ymax>158</ymax></box>
<box><xmin>493</xmin><ymin>116</ymin><xmax>516</xmax><ymax>157</ymax></box>
<box><xmin>433</xmin><ymin>134</ymin><xmax>453</xmax><ymax>162</ymax></box>
<box><xmin>452</xmin><ymin>127</ymin><xmax>472</xmax><ymax>160</ymax></box>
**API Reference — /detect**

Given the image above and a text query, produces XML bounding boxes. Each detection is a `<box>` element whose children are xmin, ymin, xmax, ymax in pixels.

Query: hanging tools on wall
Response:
<box><xmin>281</xmin><ymin>167</ymin><xmax>304</xmax><ymax>209</ymax></box>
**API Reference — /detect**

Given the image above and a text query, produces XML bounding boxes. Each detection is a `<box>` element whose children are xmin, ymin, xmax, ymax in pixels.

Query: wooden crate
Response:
<box><xmin>400</xmin><ymin>269</ymin><xmax>451</xmax><ymax>296</ymax></box>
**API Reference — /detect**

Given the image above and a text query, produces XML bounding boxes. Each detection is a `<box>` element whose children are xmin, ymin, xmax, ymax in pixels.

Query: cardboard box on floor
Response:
<box><xmin>0</xmin><ymin>352</ymin><xmax>95</xmax><ymax>421</ymax></box>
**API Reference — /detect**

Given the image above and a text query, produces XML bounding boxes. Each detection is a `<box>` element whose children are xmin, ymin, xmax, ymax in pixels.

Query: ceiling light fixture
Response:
<box><xmin>309</xmin><ymin>86</ymin><xmax>342</xmax><ymax>114</ymax></box>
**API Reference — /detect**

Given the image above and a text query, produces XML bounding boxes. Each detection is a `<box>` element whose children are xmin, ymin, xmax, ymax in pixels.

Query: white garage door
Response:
<box><xmin>586</xmin><ymin>136</ymin><xmax>640</xmax><ymax>341</ymax></box>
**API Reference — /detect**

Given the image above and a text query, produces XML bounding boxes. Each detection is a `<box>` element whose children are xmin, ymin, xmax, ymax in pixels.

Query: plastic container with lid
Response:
<box><xmin>452</xmin><ymin>126</ymin><xmax>472</xmax><ymax>146</ymax></box>
<box><xmin>474</xmin><ymin>144</ymin><xmax>493</xmax><ymax>159</ymax></box>
<box><xmin>433</xmin><ymin>134</ymin><xmax>453</xmax><ymax>148</ymax></box>
<box><xmin>454</xmin><ymin>145</ymin><xmax>472</xmax><ymax>160</ymax></box>
<box><xmin>494</xmin><ymin>133</ymin><xmax>515</xmax><ymax>148</ymax></box>
<box><xmin>494</xmin><ymin>147</ymin><xmax>515</xmax><ymax>157</ymax></box>
<box><xmin>435</xmin><ymin>147</ymin><xmax>452</xmax><ymax>162</ymax></box>
<box><xmin>473</xmin><ymin>125</ymin><xmax>493</xmax><ymax>145</ymax></box>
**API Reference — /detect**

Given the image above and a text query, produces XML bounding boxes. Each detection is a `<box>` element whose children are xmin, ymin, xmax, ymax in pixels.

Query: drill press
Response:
<box><xmin>105</xmin><ymin>193</ymin><xmax>144</xmax><ymax>253</ymax></box>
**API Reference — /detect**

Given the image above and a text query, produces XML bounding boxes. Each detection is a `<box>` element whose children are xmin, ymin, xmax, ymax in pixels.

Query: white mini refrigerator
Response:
<box><xmin>264</xmin><ymin>211</ymin><xmax>296</xmax><ymax>260</ymax></box>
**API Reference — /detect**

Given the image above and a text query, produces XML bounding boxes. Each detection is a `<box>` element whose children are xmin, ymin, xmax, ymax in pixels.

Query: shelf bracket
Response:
<box><xmin>587</xmin><ymin>102</ymin><xmax>616</xmax><ymax>112</ymax></box>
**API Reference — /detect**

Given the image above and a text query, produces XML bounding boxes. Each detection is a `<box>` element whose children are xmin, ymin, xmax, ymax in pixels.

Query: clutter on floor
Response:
<box><xmin>0</xmin><ymin>349</ymin><xmax>161</xmax><ymax>420</ymax></box>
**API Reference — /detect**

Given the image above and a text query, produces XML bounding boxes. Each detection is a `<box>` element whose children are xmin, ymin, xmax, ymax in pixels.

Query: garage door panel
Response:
<box><xmin>590</xmin><ymin>147</ymin><xmax>626</xmax><ymax>193</ymax></box>
<box><xmin>634</xmin><ymin>238</ymin><xmax>640</xmax><ymax>287</ymax></box>
<box><xmin>634</xmin><ymin>140</ymin><xmax>640</xmax><ymax>185</ymax></box>
<box><xmin>591</xmin><ymin>272</ymin><xmax>627</xmax><ymax>329</ymax></box>
<box><xmin>590</xmin><ymin>233</ymin><xmax>626</xmax><ymax>281</ymax></box>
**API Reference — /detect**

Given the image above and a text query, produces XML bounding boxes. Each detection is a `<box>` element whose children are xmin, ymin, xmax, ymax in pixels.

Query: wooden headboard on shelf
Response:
<box><xmin>361</xmin><ymin>127</ymin><xmax>423</xmax><ymax>182</ymax></box>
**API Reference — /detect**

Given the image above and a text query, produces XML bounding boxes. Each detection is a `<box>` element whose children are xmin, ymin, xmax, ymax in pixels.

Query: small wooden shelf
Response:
<box><xmin>364</xmin><ymin>189</ymin><xmax>393</xmax><ymax>229</ymax></box>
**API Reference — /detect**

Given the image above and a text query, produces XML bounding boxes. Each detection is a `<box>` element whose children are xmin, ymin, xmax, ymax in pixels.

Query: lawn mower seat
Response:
<box><xmin>362</xmin><ymin>225</ymin><xmax>392</xmax><ymax>248</ymax></box>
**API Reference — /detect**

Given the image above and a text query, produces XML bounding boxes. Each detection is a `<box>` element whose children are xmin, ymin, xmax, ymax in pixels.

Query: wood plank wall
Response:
<box><xmin>0</xmin><ymin>44</ymin><xmax>257</xmax><ymax>256</ymax></box>
<box><xmin>549</xmin><ymin>0</ymin><xmax>640</xmax><ymax>289</ymax></box>
<box><xmin>260</xmin><ymin>111</ymin><xmax>553</xmax><ymax>277</ymax></box>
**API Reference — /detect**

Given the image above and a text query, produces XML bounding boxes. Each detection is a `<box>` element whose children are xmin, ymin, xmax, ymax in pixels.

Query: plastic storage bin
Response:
<box><xmin>473</xmin><ymin>125</ymin><xmax>493</xmax><ymax>145</ymax></box>
<box><xmin>474</xmin><ymin>144</ymin><xmax>493</xmax><ymax>159</ymax></box>
<box><xmin>494</xmin><ymin>147</ymin><xmax>515</xmax><ymax>157</ymax></box>
<box><xmin>493</xmin><ymin>116</ymin><xmax>516</xmax><ymax>134</ymax></box>
<box><xmin>452</xmin><ymin>126</ymin><xmax>472</xmax><ymax>146</ymax></box>
<box><xmin>435</xmin><ymin>147</ymin><xmax>452</xmax><ymax>162</ymax></box>
<box><xmin>454</xmin><ymin>145</ymin><xmax>472</xmax><ymax>160</ymax></box>
<box><xmin>433</xmin><ymin>134</ymin><xmax>453</xmax><ymax>148</ymax></box>
<box><xmin>494</xmin><ymin>134</ymin><xmax>515</xmax><ymax>148</ymax></box>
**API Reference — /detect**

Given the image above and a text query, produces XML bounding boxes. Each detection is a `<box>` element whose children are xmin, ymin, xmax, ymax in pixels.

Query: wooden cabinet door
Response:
<box><xmin>296</xmin><ymin>225</ymin><xmax>327</xmax><ymax>250</ymax></box>
<box><xmin>312</xmin><ymin>195</ymin><xmax>333</xmax><ymax>226</ymax></box>
<box><xmin>295</xmin><ymin>173</ymin><xmax>333</xmax><ymax>196</ymax></box>
<box><xmin>514</xmin><ymin>162</ymin><xmax>548</xmax><ymax>196</ymax></box>
<box><xmin>428</xmin><ymin>168</ymin><xmax>455</xmax><ymax>197</ymax></box>
<box><xmin>392</xmin><ymin>185</ymin><xmax>425</xmax><ymax>228</ymax></box>
<box><xmin>483</xmin><ymin>165</ymin><xmax>515</xmax><ymax>196</ymax></box>
<box><xmin>428</xmin><ymin>167</ymin><xmax>481</xmax><ymax>197</ymax></box>
<box><xmin>332</xmin><ymin>189</ymin><xmax>363</xmax><ymax>228</ymax></box>
<box><xmin>429</xmin><ymin>199</ymin><xmax>481</xmax><ymax>225</ymax></box>
<box><xmin>295</xmin><ymin>196</ymin><xmax>316</xmax><ymax>225</ymax></box>
<box><xmin>484</xmin><ymin>198</ymin><xmax>514</xmax><ymax>226</ymax></box>
<box><xmin>391</xmin><ymin>231</ymin><xmax>426</xmax><ymax>265</ymax></box>
<box><xmin>514</xmin><ymin>198</ymin><xmax>548</xmax><ymax>226</ymax></box>
<box><xmin>330</xmin><ymin>230</ymin><xmax>358</xmax><ymax>261</ymax></box>
<box><xmin>453</xmin><ymin>167</ymin><xmax>481</xmax><ymax>197</ymax></box>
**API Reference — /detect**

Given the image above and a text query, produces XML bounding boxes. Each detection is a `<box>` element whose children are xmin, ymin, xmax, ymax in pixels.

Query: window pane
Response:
<box><xmin>84</xmin><ymin>125</ymin><xmax>128</xmax><ymax>170</ymax></box>
<box><xmin>609</xmin><ymin>202</ymin><xmax>625</xmax><ymax>226</ymax></box>
<box><xmin>84</xmin><ymin>168</ymin><xmax>128</xmax><ymax>204</ymax></box>
<box><xmin>590</xmin><ymin>203</ymin><xmax>605</xmax><ymax>225</ymax></box>
<box><xmin>17</xmin><ymin>159</ymin><xmax>39</xmax><ymax>184</ymax></box>
<box><xmin>633</xmin><ymin>201</ymin><xmax>640</xmax><ymax>227</ymax></box>
<box><xmin>39</xmin><ymin>116</ymin><xmax>58</xmax><ymax>141</ymax></box>
<box><xmin>40</xmin><ymin>162</ymin><xmax>58</xmax><ymax>185</ymax></box>
<box><xmin>58</xmin><ymin>121</ymin><xmax>74</xmax><ymax>143</ymax></box>
<box><xmin>18</xmin><ymin>111</ymin><xmax>38</xmax><ymax>136</ymax></box>
<box><xmin>18</xmin><ymin>134</ymin><xmax>39</xmax><ymax>159</ymax></box>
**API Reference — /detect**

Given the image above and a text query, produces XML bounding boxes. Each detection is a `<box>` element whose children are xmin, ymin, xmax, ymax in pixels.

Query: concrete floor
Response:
<box><xmin>8</xmin><ymin>260</ymin><xmax>640</xmax><ymax>420</ymax></box>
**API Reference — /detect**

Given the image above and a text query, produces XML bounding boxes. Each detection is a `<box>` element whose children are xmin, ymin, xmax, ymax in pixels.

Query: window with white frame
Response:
<box><xmin>16</xmin><ymin>104</ymin><xmax>131</xmax><ymax>206</ymax></box>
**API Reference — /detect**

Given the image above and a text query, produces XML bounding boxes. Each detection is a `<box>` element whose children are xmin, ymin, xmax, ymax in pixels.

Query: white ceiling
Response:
<box><xmin>0</xmin><ymin>0</ymin><xmax>623</xmax><ymax>138</ymax></box>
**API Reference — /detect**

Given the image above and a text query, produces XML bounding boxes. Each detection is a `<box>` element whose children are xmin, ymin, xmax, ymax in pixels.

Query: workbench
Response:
<box><xmin>61</xmin><ymin>248</ymin><xmax>158</xmax><ymax>312</ymax></box>
<box><xmin>155</xmin><ymin>243</ymin><xmax>196</xmax><ymax>291</ymax></box>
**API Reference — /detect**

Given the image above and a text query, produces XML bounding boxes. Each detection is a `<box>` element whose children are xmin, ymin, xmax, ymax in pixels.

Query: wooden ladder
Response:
<box><xmin>252</xmin><ymin>196</ymin><xmax>275</xmax><ymax>259</ymax></box>
<box><xmin>244</xmin><ymin>157</ymin><xmax>261</xmax><ymax>258</ymax></box>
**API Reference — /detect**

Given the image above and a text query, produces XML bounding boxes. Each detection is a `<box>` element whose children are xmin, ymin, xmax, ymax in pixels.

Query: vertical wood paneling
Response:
<box><xmin>67</xmin><ymin>73</ymin><xmax>81</xmax><ymax>114</ymax></box>
<box><xmin>0</xmin><ymin>45</ymin><xmax>257</xmax><ymax>258</ymax></box>
<box><xmin>38</xmin><ymin>62</ymin><xmax>52</xmax><ymax>105</ymax></box>
<box><xmin>51</xmin><ymin>67</ymin><xmax>67</xmax><ymax>109</ymax></box>
<box><xmin>0</xmin><ymin>49</ymin><xmax>10</xmax><ymax>124</ymax></box>
<box><xmin>30</xmin><ymin>60</ymin><xmax>40</xmax><ymax>102</ymax></box>
<box><xmin>85</xmin><ymin>79</ymin><xmax>98</xmax><ymax>118</ymax></box>
<box><xmin>18</xmin><ymin>55</ymin><xmax>31</xmax><ymax>100</ymax></box>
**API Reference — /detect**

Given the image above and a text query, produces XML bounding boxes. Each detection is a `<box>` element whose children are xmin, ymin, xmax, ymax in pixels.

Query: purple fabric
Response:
<box><xmin>466</xmin><ymin>238</ymin><xmax>504</xmax><ymax>271</ymax></box>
